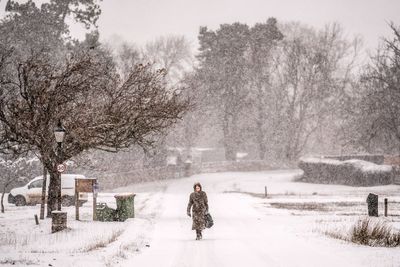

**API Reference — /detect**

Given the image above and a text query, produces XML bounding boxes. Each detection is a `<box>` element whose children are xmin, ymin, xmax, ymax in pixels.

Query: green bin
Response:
<box><xmin>96</xmin><ymin>202</ymin><xmax>117</xmax><ymax>222</ymax></box>
<box><xmin>115</xmin><ymin>193</ymin><xmax>136</xmax><ymax>221</ymax></box>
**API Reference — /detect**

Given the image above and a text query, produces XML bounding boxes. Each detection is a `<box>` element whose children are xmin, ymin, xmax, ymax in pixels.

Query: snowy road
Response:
<box><xmin>121</xmin><ymin>171</ymin><xmax>400</xmax><ymax>267</ymax></box>
<box><xmin>2</xmin><ymin>170</ymin><xmax>399</xmax><ymax>267</ymax></box>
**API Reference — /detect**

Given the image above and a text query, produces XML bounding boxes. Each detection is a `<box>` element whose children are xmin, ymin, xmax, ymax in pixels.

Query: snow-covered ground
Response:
<box><xmin>1</xmin><ymin>170</ymin><xmax>399</xmax><ymax>266</ymax></box>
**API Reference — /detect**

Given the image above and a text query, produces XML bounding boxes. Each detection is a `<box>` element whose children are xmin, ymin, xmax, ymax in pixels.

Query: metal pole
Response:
<box><xmin>75</xmin><ymin>179</ymin><xmax>79</xmax><ymax>221</ymax></box>
<box><xmin>93</xmin><ymin>180</ymin><xmax>97</xmax><ymax>221</ymax></box>
<box><xmin>264</xmin><ymin>186</ymin><xmax>267</xmax><ymax>198</ymax></box>
<box><xmin>384</xmin><ymin>198</ymin><xmax>388</xmax><ymax>217</ymax></box>
<box><xmin>57</xmin><ymin>142</ymin><xmax>62</xmax><ymax>211</ymax></box>
<box><xmin>39</xmin><ymin>166</ymin><xmax>47</xmax><ymax>219</ymax></box>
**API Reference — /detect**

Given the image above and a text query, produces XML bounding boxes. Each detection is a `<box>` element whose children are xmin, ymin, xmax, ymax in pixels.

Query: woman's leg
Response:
<box><xmin>196</xmin><ymin>230</ymin><xmax>201</xmax><ymax>240</ymax></box>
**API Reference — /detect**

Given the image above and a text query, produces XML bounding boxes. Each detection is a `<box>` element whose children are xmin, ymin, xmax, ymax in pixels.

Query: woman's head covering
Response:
<box><xmin>193</xmin><ymin>182</ymin><xmax>202</xmax><ymax>191</ymax></box>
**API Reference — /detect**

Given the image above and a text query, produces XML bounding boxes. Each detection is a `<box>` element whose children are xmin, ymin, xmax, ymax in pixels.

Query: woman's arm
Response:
<box><xmin>204</xmin><ymin>192</ymin><xmax>209</xmax><ymax>213</ymax></box>
<box><xmin>187</xmin><ymin>194</ymin><xmax>193</xmax><ymax>216</ymax></box>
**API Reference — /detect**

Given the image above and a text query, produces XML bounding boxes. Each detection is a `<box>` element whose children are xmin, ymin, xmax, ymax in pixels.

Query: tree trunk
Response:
<box><xmin>224</xmin><ymin>144</ymin><xmax>236</xmax><ymax>161</ymax></box>
<box><xmin>223</xmin><ymin>113</ymin><xmax>237</xmax><ymax>161</ymax></box>
<box><xmin>47</xmin><ymin>168</ymin><xmax>61</xmax><ymax>215</ymax></box>
<box><xmin>256</xmin><ymin>118</ymin><xmax>266</xmax><ymax>160</ymax></box>
<box><xmin>258</xmin><ymin>141</ymin><xmax>266</xmax><ymax>160</ymax></box>
<box><xmin>1</xmin><ymin>188</ymin><xmax>5</xmax><ymax>213</ymax></box>
<box><xmin>255</xmin><ymin>80</ymin><xmax>267</xmax><ymax>160</ymax></box>
<box><xmin>40</xmin><ymin>166</ymin><xmax>47</xmax><ymax>219</ymax></box>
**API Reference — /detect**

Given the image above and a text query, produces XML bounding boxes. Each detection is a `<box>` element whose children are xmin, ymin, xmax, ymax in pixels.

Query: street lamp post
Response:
<box><xmin>54</xmin><ymin>121</ymin><xmax>65</xmax><ymax>211</ymax></box>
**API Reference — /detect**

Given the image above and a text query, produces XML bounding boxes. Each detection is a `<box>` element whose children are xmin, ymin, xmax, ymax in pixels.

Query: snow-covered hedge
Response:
<box><xmin>324</xmin><ymin>154</ymin><xmax>384</xmax><ymax>165</ymax></box>
<box><xmin>298</xmin><ymin>157</ymin><xmax>393</xmax><ymax>186</ymax></box>
<box><xmin>197</xmin><ymin>160</ymin><xmax>280</xmax><ymax>174</ymax></box>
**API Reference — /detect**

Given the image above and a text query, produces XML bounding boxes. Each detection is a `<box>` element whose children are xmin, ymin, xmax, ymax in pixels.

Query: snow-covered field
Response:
<box><xmin>1</xmin><ymin>170</ymin><xmax>400</xmax><ymax>266</ymax></box>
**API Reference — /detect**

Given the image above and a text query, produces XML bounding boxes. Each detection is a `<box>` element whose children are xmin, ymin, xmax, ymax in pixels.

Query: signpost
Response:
<box><xmin>75</xmin><ymin>178</ymin><xmax>98</xmax><ymax>221</ymax></box>
<box><xmin>93</xmin><ymin>181</ymin><xmax>99</xmax><ymax>221</ymax></box>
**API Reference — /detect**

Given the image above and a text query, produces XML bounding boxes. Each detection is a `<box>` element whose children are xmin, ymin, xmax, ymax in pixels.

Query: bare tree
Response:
<box><xmin>0</xmin><ymin>159</ymin><xmax>20</xmax><ymax>213</ymax></box>
<box><xmin>193</xmin><ymin>21</ymin><xmax>358</xmax><ymax>161</ymax></box>
<box><xmin>166</xmin><ymin>72</ymin><xmax>206</xmax><ymax>151</ymax></box>
<box><xmin>196</xmin><ymin>23</ymin><xmax>251</xmax><ymax>161</ymax></box>
<box><xmin>111</xmin><ymin>42</ymin><xmax>143</xmax><ymax>80</ymax></box>
<box><xmin>271</xmin><ymin>23</ymin><xmax>359</xmax><ymax>161</ymax></box>
<box><xmin>0</xmin><ymin>155</ymin><xmax>40</xmax><ymax>213</ymax></box>
<box><xmin>0</xmin><ymin>0</ymin><xmax>103</xmax><ymax>218</ymax></box>
<box><xmin>144</xmin><ymin>35</ymin><xmax>194</xmax><ymax>85</ymax></box>
<box><xmin>247</xmin><ymin>18</ymin><xmax>284</xmax><ymax>160</ymax></box>
<box><xmin>0</xmin><ymin>46</ymin><xmax>189</xmax><ymax>215</ymax></box>
<box><xmin>349</xmin><ymin>23</ymin><xmax>400</xmax><ymax>153</ymax></box>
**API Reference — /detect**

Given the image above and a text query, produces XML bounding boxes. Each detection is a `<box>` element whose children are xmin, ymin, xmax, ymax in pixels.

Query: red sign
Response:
<box><xmin>57</xmin><ymin>164</ymin><xmax>66</xmax><ymax>173</ymax></box>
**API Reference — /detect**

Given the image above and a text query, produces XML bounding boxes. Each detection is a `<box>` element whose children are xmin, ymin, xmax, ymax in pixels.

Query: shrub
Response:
<box><xmin>298</xmin><ymin>157</ymin><xmax>393</xmax><ymax>186</ymax></box>
<box><xmin>351</xmin><ymin>218</ymin><xmax>400</xmax><ymax>247</ymax></box>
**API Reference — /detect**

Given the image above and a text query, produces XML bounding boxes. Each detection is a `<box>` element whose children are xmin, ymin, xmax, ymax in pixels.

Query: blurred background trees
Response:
<box><xmin>1</xmin><ymin>0</ymin><xmax>399</xmax><ymax>199</ymax></box>
<box><xmin>345</xmin><ymin>23</ymin><xmax>400</xmax><ymax>154</ymax></box>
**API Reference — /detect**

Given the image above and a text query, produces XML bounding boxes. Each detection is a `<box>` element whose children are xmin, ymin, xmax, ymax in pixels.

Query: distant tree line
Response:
<box><xmin>169</xmin><ymin>19</ymin><xmax>400</xmax><ymax>163</ymax></box>
<box><xmin>88</xmin><ymin>19</ymin><xmax>400</xmax><ymax>166</ymax></box>
<box><xmin>177</xmin><ymin>19</ymin><xmax>359</xmax><ymax>162</ymax></box>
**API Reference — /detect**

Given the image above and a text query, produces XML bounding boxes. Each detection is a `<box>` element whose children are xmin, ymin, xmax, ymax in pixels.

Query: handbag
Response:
<box><xmin>205</xmin><ymin>213</ymin><xmax>214</xmax><ymax>228</ymax></box>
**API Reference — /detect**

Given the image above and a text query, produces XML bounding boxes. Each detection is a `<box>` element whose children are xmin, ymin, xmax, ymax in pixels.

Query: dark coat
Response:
<box><xmin>187</xmin><ymin>191</ymin><xmax>208</xmax><ymax>230</ymax></box>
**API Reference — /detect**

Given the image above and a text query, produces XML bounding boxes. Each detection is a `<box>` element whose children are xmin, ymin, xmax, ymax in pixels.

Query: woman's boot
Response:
<box><xmin>196</xmin><ymin>230</ymin><xmax>201</xmax><ymax>240</ymax></box>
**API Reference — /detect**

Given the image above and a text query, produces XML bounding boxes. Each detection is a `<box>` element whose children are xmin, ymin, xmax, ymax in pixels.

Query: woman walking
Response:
<box><xmin>187</xmin><ymin>182</ymin><xmax>209</xmax><ymax>240</ymax></box>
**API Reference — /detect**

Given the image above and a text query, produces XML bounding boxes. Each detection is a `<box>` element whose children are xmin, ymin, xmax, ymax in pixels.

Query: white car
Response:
<box><xmin>8</xmin><ymin>174</ymin><xmax>89</xmax><ymax>206</ymax></box>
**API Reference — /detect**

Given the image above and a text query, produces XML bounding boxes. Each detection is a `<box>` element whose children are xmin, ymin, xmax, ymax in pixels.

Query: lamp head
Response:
<box><xmin>54</xmin><ymin>121</ymin><xmax>66</xmax><ymax>143</ymax></box>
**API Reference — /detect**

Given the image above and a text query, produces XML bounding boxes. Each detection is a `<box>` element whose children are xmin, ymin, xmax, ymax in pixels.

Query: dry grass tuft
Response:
<box><xmin>0</xmin><ymin>258</ymin><xmax>38</xmax><ymax>265</ymax></box>
<box><xmin>269</xmin><ymin>201</ymin><xmax>361</xmax><ymax>212</ymax></box>
<box><xmin>81</xmin><ymin>229</ymin><xmax>124</xmax><ymax>252</ymax></box>
<box><xmin>350</xmin><ymin>218</ymin><xmax>400</xmax><ymax>247</ymax></box>
<box><xmin>325</xmin><ymin>217</ymin><xmax>400</xmax><ymax>247</ymax></box>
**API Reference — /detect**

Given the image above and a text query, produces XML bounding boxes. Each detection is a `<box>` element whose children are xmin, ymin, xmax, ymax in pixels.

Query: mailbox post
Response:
<box><xmin>75</xmin><ymin>178</ymin><xmax>97</xmax><ymax>221</ymax></box>
<box><xmin>93</xmin><ymin>181</ymin><xmax>99</xmax><ymax>221</ymax></box>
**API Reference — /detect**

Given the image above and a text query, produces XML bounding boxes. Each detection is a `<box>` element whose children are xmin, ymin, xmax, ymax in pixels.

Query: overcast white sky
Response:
<box><xmin>1</xmin><ymin>0</ymin><xmax>400</xmax><ymax>53</ymax></box>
